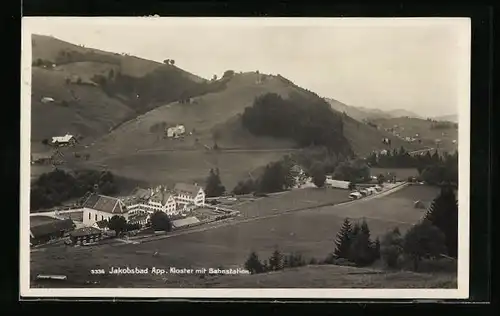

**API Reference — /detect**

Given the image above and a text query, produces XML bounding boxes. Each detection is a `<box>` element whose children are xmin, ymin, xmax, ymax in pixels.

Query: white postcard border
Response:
<box><xmin>20</xmin><ymin>17</ymin><xmax>471</xmax><ymax>299</ymax></box>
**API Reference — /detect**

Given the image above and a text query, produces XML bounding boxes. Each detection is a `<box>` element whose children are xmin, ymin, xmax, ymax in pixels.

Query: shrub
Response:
<box><xmin>403</xmin><ymin>220</ymin><xmax>447</xmax><ymax>271</ymax></box>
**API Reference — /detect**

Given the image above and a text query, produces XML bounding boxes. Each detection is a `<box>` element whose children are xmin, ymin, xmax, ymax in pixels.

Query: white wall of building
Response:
<box><xmin>83</xmin><ymin>208</ymin><xmax>129</xmax><ymax>226</ymax></box>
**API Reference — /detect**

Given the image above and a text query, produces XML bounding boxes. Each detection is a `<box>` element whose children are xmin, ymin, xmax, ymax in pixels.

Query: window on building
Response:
<box><xmin>95</xmin><ymin>214</ymin><xmax>97</xmax><ymax>221</ymax></box>
<box><xmin>101</xmin><ymin>215</ymin><xmax>104</xmax><ymax>221</ymax></box>
<box><xmin>89</xmin><ymin>212</ymin><xmax>91</xmax><ymax>220</ymax></box>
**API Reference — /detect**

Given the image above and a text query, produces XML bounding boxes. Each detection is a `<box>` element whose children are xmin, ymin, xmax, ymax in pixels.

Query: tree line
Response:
<box><xmin>97</xmin><ymin>210</ymin><xmax>173</xmax><ymax>237</ymax></box>
<box><xmin>331</xmin><ymin>186</ymin><xmax>458</xmax><ymax>270</ymax></box>
<box><xmin>243</xmin><ymin>185</ymin><xmax>458</xmax><ymax>274</ymax></box>
<box><xmin>366</xmin><ymin>147</ymin><xmax>458</xmax><ymax>186</ymax></box>
<box><xmin>241</xmin><ymin>92</ymin><xmax>353</xmax><ymax>156</ymax></box>
<box><xmin>30</xmin><ymin>169</ymin><xmax>118</xmax><ymax>211</ymax></box>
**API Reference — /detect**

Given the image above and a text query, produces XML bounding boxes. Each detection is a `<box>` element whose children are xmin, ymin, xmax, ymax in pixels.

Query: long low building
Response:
<box><xmin>325</xmin><ymin>178</ymin><xmax>351</xmax><ymax>190</ymax></box>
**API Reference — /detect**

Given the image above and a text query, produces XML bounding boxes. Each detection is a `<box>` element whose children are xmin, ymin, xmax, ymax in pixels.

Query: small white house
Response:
<box><xmin>166</xmin><ymin>125</ymin><xmax>186</xmax><ymax>138</ymax></box>
<box><xmin>51</xmin><ymin>134</ymin><xmax>76</xmax><ymax>146</ymax></box>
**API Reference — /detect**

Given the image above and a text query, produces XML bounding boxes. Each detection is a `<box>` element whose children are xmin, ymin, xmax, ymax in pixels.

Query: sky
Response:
<box><xmin>23</xmin><ymin>17</ymin><xmax>470</xmax><ymax>117</ymax></box>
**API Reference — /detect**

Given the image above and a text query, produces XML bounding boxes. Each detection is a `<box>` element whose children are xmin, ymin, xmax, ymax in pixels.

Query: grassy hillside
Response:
<box><xmin>371</xmin><ymin>117</ymin><xmax>458</xmax><ymax>153</ymax></box>
<box><xmin>62</xmin><ymin>71</ymin><xmax>415</xmax><ymax>188</ymax></box>
<box><xmin>30</xmin><ymin>34</ymin><xmax>209</xmax><ymax>149</ymax></box>
<box><xmin>342</xmin><ymin>114</ymin><xmax>421</xmax><ymax>157</ymax></box>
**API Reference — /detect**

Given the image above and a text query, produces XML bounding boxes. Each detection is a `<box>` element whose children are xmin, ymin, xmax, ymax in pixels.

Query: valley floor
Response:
<box><xmin>29</xmin><ymin>184</ymin><xmax>450</xmax><ymax>289</ymax></box>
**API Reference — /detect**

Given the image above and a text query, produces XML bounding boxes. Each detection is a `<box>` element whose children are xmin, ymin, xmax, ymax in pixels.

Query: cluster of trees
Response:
<box><xmin>332</xmin><ymin>159</ymin><xmax>371</xmax><ymax>183</ymax></box>
<box><xmin>292</xmin><ymin>146</ymin><xmax>346</xmax><ymax>176</ymax></box>
<box><xmin>366</xmin><ymin>147</ymin><xmax>458</xmax><ymax>187</ymax></box>
<box><xmin>241</xmin><ymin>93</ymin><xmax>353</xmax><ymax>155</ymax></box>
<box><xmin>232</xmin><ymin>156</ymin><xmax>296</xmax><ymax>195</ymax></box>
<box><xmin>326</xmin><ymin>185</ymin><xmax>457</xmax><ymax>271</ymax></box>
<box><xmin>222</xmin><ymin>70</ymin><xmax>235</xmax><ymax>79</ymax></box>
<box><xmin>244</xmin><ymin>249</ymin><xmax>310</xmax><ymax>274</ymax></box>
<box><xmin>99</xmin><ymin>68</ymin><xmax>229</xmax><ymax>115</ymax></box>
<box><xmin>204</xmin><ymin>168</ymin><xmax>226</xmax><ymax>198</ymax></box>
<box><xmin>328</xmin><ymin>219</ymin><xmax>381</xmax><ymax>267</ymax></box>
<box><xmin>150</xmin><ymin>211</ymin><xmax>173</xmax><ymax>232</ymax></box>
<box><xmin>232</xmin><ymin>149</ymin><xmax>371</xmax><ymax>194</ymax></box>
<box><xmin>30</xmin><ymin>169</ymin><xmax>118</xmax><ymax>211</ymax></box>
<box><xmin>98</xmin><ymin>210</ymin><xmax>172</xmax><ymax>237</ymax></box>
<box><xmin>32</xmin><ymin>58</ymin><xmax>54</xmax><ymax>68</ymax></box>
<box><xmin>419</xmin><ymin>151</ymin><xmax>458</xmax><ymax>186</ymax></box>
<box><xmin>379</xmin><ymin>186</ymin><xmax>457</xmax><ymax>270</ymax></box>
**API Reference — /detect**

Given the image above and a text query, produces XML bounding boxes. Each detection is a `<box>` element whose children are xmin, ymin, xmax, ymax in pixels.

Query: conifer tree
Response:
<box><xmin>244</xmin><ymin>251</ymin><xmax>264</xmax><ymax>274</ymax></box>
<box><xmin>334</xmin><ymin>218</ymin><xmax>353</xmax><ymax>259</ymax></box>
<box><xmin>348</xmin><ymin>219</ymin><xmax>376</xmax><ymax>266</ymax></box>
<box><xmin>268</xmin><ymin>249</ymin><xmax>284</xmax><ymax>271</ymax></box>
<box><xmin>424</xmin><ymin>186</ymin><xmax>458</xmax><ymax>258</ymax></box>
<box><xmin>205</xmin><ymin>168</ymin><xmax>226</xmax><ymax>197</ymax></box>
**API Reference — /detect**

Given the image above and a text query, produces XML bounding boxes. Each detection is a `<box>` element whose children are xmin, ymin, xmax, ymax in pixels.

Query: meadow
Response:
<box><xmin>80</xmin><ymin>150</ymin><xmax>294</xmax><ymax>191</ymax></box>
<box><xmin>30</xmin><ymin>184</ymin><xmax>441</xmax><ymax>288</ymax></box>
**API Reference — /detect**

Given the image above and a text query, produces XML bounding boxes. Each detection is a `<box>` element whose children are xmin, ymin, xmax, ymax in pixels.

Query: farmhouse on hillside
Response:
<box><xmin>82</xmin><ymin>194</ymin><xmax>128</xmax><ymax>226</ymax></box>
<box><xmin>166</xmin><ymin>124</ymin><xmax>186</xmax><ymax>138</ymax></box>
<box><xmin>51</xmin><ymin>134</ymin><xmax>77</xmax><ymax>147</ymax></box>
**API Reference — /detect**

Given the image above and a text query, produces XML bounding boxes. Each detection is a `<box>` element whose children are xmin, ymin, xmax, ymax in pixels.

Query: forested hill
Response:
<box><xmin>241</xmin><ymin>92</ymin><xmax>353</xmax><ymax>157</ymax></box>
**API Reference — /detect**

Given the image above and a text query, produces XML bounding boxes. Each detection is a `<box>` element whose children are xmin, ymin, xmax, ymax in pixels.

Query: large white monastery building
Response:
<box><xmin>81</xmin><ymin>183</ymin><xmax>206</xmax><ymax>227</ymax></box>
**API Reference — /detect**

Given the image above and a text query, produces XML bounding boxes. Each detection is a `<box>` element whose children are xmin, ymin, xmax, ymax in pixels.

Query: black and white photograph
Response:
<box><xmin>20</xmin><ymin>17</ymin><xmax>470</xmax><ymax>299</ymax></box>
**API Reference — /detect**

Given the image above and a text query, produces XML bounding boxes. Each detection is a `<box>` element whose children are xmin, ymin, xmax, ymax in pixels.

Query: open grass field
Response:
<box><xmin>77</xmin><ymin>150</ymin><xmax>294</xmax><ymax>190</ymax></box>
<box><xmin>30</xmin><ymin>185</ymin><xmax>441</xmax><ymax>288</ymax></box>
<box><xmin>233</xmin><ymin>187</ymin><xmax>351</xmax><ymax>219</ymax></box>
<box><xmin>370</xmin><ymin>167</ymin><xmax>420</xmax><ymax>181</ymax></box>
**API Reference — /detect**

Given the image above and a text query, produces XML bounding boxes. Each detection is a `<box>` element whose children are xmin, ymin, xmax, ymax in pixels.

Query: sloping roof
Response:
<box><xmin>172</xmin><ymin>216</ymin><xmax>200</xmax><ymax>228</ymax></box>
<box><xmin>174</xmin><ymin>183</ymin><xmax>202</xmax><ymax>196</ymax></box>
<box><xmin>83</xmin><ymin>193</ymin><xmax>127</xmax><ymax>214</ymax></box>
<box><xmin>30</xmin><ymin>219</ymin><xmax>75</xmax><ymax>238</ymax></box>
<box><xmin>70</xmin><ymin>227</ymin><xmax>102</xmax><ymax>237</ymax></box>
<box><xmin>131</xmin><ymin>187</ymin><xmax>151</xmax><ymax>200</ymax></box>
<box><xmin>150</xmin><ymin>190</ymin><xmax>175</xmax><ymax>205</ymax></box>
<box><xmin>51</xmin><ymin>134</ymin><xmax>74</xmax><ymax>143</ymax></box>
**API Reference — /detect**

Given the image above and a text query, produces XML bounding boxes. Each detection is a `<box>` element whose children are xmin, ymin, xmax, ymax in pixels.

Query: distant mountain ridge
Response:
<box><xmin>325</xmin><ymin>98</ymin><xmax>421</xmax><ymax>121</ymax></box>
<box><xmin>433</xmin><ymin>114</ymin><xmax>458</xmax><ymax>123</ymax></box>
